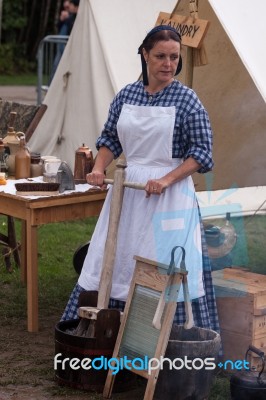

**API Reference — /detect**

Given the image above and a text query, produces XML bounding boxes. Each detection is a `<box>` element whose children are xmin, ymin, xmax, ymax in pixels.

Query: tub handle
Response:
<box><xmin>245</xmin><ymin>345</ymin><xmax>265</xmax><ymax>379</ymax></box>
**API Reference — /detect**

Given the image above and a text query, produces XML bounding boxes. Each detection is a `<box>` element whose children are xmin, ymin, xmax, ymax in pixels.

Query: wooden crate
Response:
<box><xmin>212</xmin><ymin>268</ymin><xmax>266</xmax><ymax>370</ymax></box>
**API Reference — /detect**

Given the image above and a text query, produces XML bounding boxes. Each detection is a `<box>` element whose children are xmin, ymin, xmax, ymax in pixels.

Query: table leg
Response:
<box><xmin>26</xmin><ymin>221</ymin><xmax>38</xmax><ymax>332</ymax></box>
<box><xmin>7</xmin><ymin>216</ymin><xmax>21</xmax><ymax>267</ymax></box>
<box><xmin>20</xmin><ymin>221</ymin><xmax>27</xmax><ymax>284</ymax></box>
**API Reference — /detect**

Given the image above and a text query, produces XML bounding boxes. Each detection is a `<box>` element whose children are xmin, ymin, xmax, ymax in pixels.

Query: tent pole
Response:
<box><xmin>170</xmin><ymin>0</ymin><xmax>185</xmax><ymax>18</ymax></box>
<box><xmin>185</xmin><ymin>47</ymin><xmax>194</xmax><ymax>89</ymax></box>
<box><xmin>170</xmin><ymin>0</ymin><xmax>195</xmax><ymax>88</ymax></box>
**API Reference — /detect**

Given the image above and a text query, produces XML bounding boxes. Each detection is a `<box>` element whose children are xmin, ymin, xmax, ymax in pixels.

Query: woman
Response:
<box><xmin>62</xmin><ymin>25</ymin><xmax>219</xmax><ymax>333</ymax></box>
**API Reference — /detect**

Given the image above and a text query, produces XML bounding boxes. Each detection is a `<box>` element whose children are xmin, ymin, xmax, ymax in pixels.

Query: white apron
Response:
<box><xmin>79</xmin><ymin>104</ymin><xmax>205</xmax><ymax>301</ymax></box>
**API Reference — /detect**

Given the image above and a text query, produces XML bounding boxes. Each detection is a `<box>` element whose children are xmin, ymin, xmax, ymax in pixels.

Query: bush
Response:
<box><xmin>0</xmin><ymin>43</ymin><xmax>36</xmax><ymax>75</ymax></box>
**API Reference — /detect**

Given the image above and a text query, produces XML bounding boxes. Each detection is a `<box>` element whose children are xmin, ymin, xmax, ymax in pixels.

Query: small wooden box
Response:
<box><xmin>212</xmin><ymin>268</ymin><xmax>266</xmax><ymax>370</ymax></box>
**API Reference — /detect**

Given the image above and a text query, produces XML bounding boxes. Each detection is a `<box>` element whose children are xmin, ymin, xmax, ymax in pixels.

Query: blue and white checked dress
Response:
<box><xmin>61</xmin><ymin>80</ymin><xmax>220</xmax><ymax>333</ymax></box>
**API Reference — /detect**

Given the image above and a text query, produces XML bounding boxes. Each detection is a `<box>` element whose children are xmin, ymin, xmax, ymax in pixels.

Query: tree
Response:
<box><xmin>0</xmin><ymin>0</ymin><xmax>63</xmax><ymax>73</ymax></box>
<box><xmin>0</xmin><ymin>0</ymin><xmax>3</xmax><ymax>43</ymax></box>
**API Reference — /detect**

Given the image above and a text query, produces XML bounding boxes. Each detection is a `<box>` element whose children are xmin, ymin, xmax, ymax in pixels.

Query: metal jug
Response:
<box><xmin>74</xmin><ymin>144</ymin><xmax>94</xmax><ymax>183</ymax></box>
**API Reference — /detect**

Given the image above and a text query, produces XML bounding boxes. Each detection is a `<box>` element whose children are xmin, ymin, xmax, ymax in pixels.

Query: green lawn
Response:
<box><xmin>0</xmin><ymin>214</ymin><xmax>266</xmax><ymax>399</ymax></box>
<box><xmin>0</xmin><ymin>73</ymin><xmax>37</xmax><ymax>86</ymax></box>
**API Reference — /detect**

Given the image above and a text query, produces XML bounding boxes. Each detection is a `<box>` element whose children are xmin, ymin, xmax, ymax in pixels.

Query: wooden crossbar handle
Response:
<box><xmin>104</xmin><ymin>178</ymin><xmax>146</xmax><ymax>190</ymax></box>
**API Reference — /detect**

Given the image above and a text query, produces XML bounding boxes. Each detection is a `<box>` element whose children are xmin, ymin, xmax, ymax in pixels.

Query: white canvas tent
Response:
<box><xmin>208</xmin><ymin>0</ymin><xmax>266</xmax><ymax>103</ymax></box>
<box><xmin>29</xmin><ymin>0</ymin><xmax>178</xmax><ymax>169</ymax></box>
<box><xmin>29</xmin><ymin>0</ymin><xmax>266</xmax><ymax>206</ymax></box>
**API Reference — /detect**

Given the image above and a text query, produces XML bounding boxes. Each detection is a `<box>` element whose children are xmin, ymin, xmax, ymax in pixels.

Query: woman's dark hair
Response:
<box><xmin>138</xmin><ymin>25</ymin><xmax>182</xmax><ymax>85</ymax></box>
<box><xmin>142</xmin><ymin>29</ymin><xmax>181</xmax><ymax>53</ymax></box>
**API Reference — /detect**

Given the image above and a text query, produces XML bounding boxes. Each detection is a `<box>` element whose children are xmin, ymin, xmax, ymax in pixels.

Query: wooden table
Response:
<box><xmin>0</xmin><ymin>187</ymin><xmax>106</xmax><ymax>332</ymax></box>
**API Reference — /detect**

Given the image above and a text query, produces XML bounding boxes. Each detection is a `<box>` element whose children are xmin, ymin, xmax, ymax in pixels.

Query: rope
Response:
<box><xmin>189</xmin><ymin>0</ymin><xmax>208</xmax><ymax>66</ymax></box>
<box><xmin>243</xmin><ymin>198</ymin><xmax>266</xmax><ymax>226</ymax></box>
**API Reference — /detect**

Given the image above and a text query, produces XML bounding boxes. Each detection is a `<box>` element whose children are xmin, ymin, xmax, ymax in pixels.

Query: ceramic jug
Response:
<box><xmin>15</xmin><ymin>133</ymin><xmax>31</xmax><ymax>179</ymax></box>
<box><xmin>3</xmin><ymin>127</ymin><xmax>20</xmax><ymax>176</ymax></box>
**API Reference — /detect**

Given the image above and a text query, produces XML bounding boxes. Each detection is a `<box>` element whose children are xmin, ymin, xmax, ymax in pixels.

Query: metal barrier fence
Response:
<box><xmin>37</xmin><ymin>35</ymin><xmax>69</xmax><ymax>105</ymax></box>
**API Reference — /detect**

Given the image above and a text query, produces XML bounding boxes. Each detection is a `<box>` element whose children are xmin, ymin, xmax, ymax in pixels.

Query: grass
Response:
<box><xmin>0</xmin><ymin>73</ymin><xmax>37</xmax><ymax>86</ymax></box>
<box><xmin>0</xmin><ymin>216</ymin><xmax>98</xmax><ymax>320</ymax></box>
<box><xmin>0</xmin><ymin>214</ymin><xmax>266</xmax><ymax>399</ymax></box>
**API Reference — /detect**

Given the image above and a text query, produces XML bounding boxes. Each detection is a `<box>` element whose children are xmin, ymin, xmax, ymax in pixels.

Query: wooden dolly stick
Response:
<box><xmin>96</xmin><ymin>161</ymin><xmax>126</xmax><ymax>310</ymax></box>
<box><xmin>81</xmin><ymin>175</ymin><xmax>194</xmax><ymax>328</ymax></box>
<box><xmin>79</xmin><ymin>161</ymin><xmax>146</xmax><ymax>321</ymax></box>
<box><xmin>98</xmin><ymin>170</ymin><xmax>147</xmax><ymax>308</ymax></box>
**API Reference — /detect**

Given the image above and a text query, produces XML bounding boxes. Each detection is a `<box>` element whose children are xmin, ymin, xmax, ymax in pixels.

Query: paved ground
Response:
<box><xmin>0</xmin><ymin>86</ymin><xmax>37</xmax><ymax>105</ymax></box>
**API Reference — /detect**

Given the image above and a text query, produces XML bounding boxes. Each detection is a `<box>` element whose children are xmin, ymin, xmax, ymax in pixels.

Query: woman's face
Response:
<box><xmin>143</xmin><ymin>39</ymin><xmax>181</xmax><ymax>87</ymax></box>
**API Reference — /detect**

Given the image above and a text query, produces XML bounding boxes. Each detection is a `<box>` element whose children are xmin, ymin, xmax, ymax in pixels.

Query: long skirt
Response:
<box><xmin>61</xmin><ymin>221</ymin><xmax>220</xmax><ymax>333</ymax></box>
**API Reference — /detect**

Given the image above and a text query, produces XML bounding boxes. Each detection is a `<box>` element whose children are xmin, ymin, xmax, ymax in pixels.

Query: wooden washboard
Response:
<box><xmin>103</xmin><ymin>248</ymin><xmax>193</xmax><ymax>400</ymax></box>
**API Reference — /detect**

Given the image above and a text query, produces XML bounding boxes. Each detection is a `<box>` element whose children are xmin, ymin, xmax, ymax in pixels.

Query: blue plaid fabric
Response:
<box><xmin>96</xmin><ymin>80</ymin><xmax>213</xmax><ymax>173</ymax></box>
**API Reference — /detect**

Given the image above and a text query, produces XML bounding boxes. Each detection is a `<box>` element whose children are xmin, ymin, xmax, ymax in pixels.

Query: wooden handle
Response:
<box><xmin>25</xmin><ymin>104</ymin><xmax>47</xmax><ymax>141</ymax></box>
<box><xmin>254</xmin><ymin>307</ymin><xmax>266</xmax><ymax>316</ymax></box>
<box><xmin>152</xmin><ymin>288</ymin><xmax>167</xmax><ymax>330</ymax></box>
<box><xmin>104</xmin><ymin>178</ymin><xmax>146</xmax><ymax>190</ymax></box>
<box><xmin>97</xmin><ymin>161</ymin><xmax>126</xmax><ymax>309</ymax></box>
<box><xmin>182</xmin><ymin>274</ymin><xmax>194</xmax><ymax>329</ymax></box>
<box><xmin>152</xmin><ymin>271</ymin><xmax>187</xmax><ymax>330</ymax></box>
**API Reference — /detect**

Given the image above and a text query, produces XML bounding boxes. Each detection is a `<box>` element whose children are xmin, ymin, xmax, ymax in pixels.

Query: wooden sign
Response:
<box><xmin>155</xmin><ymin>12</ymin><xmax>210</xmax><ymax>48</ymax></box>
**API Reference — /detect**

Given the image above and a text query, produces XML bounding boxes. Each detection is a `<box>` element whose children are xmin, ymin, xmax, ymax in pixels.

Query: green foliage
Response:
<box><xmin>0</xmin><ymin>43</ymin><xmax>14</xmax><ymax>74</ymax></box>
<box><xmin>0</xmin><ymin>43</ymin><xmax>35</xmax><ymax>74</ymax></box>
<box><xmin>0</xmin><ymin>0</ymin><xmax>61</xmax><ymax>74</ymax></box>
<box><xmin>2</xmin><ymin>0</ymin><xmax>28</xmax><ymax>42</ymax></box>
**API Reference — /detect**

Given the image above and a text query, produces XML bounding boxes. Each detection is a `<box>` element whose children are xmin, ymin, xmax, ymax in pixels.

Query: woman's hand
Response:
<box><xmin>86</xmin><ymin>170</ymin><xmax>107</xmax><ymax>190</ymax></box>
<box><xmin>145</xmin><ymin>178</ymin><xmax>167</xmax><ymax>197</ymax></box>
<box><xmin>86</xmin><ymin>146</ymin><xmax>114</xmax><ymax>190</ymax></box>
<box><xmin>144</xmin><ymin>158</ymin><xmax>202</xmax><ymax>197</ymax></box>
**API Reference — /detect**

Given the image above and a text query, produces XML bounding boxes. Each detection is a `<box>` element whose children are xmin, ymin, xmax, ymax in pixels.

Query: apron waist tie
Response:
<box><xmin>126</xmin><ymin>158</ymin><xmax>183</xmax><ymax>169</ymax></box>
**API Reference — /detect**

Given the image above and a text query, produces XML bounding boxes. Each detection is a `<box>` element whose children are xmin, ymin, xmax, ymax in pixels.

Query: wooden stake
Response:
<box><xmin>185</xmin><ymin>46</ymin><xmax>194</xmax><ymax>88</ymax></box>
<box><xmin>190</xmin><ymin>0</ymin><xmax>208</xmax><ymax>67</ymax></box>
<box><xmin>25</xmin><ymin>104</ymin><xmax>47</xmax><ymax>141</ymax></box>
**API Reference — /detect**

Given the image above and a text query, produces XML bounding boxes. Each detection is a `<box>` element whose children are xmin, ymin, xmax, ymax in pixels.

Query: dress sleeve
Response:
<box><xmin>96</xmin><ymin>95</ymin><xmax>123</xmax><ymax>159</ymax></box>
<box><xmin>183</xmin><ymin>108</ymin><xmax>214</xmax><ymax>173</ymax></box>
